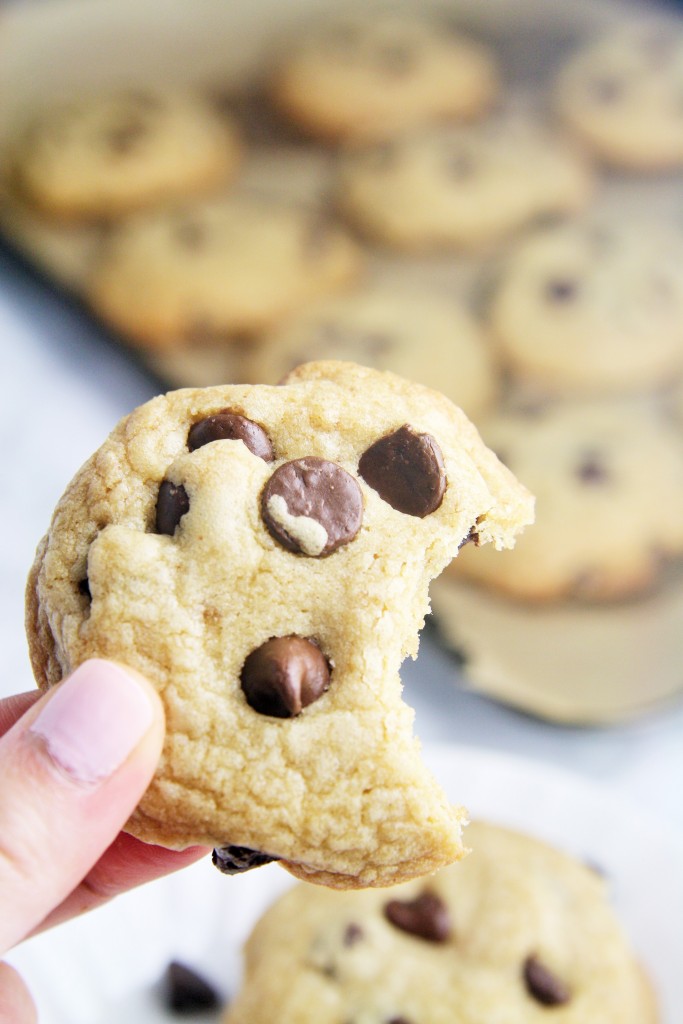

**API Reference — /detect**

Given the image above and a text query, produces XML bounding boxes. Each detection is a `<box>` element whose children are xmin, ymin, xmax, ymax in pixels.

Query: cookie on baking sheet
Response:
<box><xmin>452</xmin><ymin>398</ymin><xmax>683</xmax><ymax>602</ymax></box>
<box><xmin>25</xmin><ymin>361</ymin><xmax>533</xmax><ymax>889</ymax></box>
<box><xmin>13</xmin><ymin>90</ymin><xmax>242</xmax><ymax>221</ymax></box>
<box><xmin>556</xmin><ymin>24</ymin><xmax>683</xmax><ymax>170</ymax></box>
<box><xmin>86</xmin><ymin>197</ymin><xmax>363</xmax><ymax>350</ymax></box>
<box><xmin>489</xmin><ymin>216</ymin><xmax>683</xmax><ymax>394</ymax></box>
<box><xmin>243</xmin><ymin>285</ymin><xmax>498</xmax><ymax>420</ymax></box>
<box><xmin>270</xmin><ymin>12</ymin><xmax>498</xmax><ymax>144</ymax></box>
<box><xmin>338</xmin><ymin>120</ymin><xmax>594</xmax><ymax>251</ymax></box>
<box><xmin>224</xmin><ymin>820</ymin><xmax>658</xmax><ymax>1024</ymax></box>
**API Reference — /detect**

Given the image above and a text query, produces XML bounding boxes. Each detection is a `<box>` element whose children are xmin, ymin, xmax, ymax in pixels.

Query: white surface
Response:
<box><xmin>6</xmin><ymin>743</ymin><xmax>683</xmax><ymax>1023</ymax></box>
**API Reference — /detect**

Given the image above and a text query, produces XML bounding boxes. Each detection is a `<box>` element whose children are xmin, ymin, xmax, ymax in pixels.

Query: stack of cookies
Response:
<box><xmin>8</xmin><ymin>8</ymin><xmax>683</xmax><ymax>716</ymax></box>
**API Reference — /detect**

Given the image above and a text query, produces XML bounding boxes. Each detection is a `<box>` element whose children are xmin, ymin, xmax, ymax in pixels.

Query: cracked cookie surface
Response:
<box><xmin>26</xmin><ymin>361</ymin><xmax>533</xmax><ymax>888</ymax></box>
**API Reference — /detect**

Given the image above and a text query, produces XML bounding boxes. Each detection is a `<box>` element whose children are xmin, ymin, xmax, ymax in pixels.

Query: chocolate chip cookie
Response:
<box><xmin>243</xmin><ymin>285</ymin><xmax>498</xmax><ymax>420</ymax></box>
<box><xmin>270</xmin><ymin>12</ymin><xmax>498</xmax><ymax>143</ymax></box>
<box><xmin>452</xmin><ymin>398</ymin><xmax>683</xmax><ymax>601</ymax></box>
<box><xmin>25</xmin><ymin>361</ymin><xmax>533</xmax><ymax>889</ymax></box>
<box><xmin>86</xmin><ymin>197</ymin><xmax>363</xmax><ymax>350</ymax></box>
<box><xmin>224</xmin><ymin>820</ymin><xmax>657</xmax><ymax>1023</ymax></box>
<box><xmin>489</xmin><ymin>216</ymin><xmax>683</xmax><ymax>394</ymax></box>
<box><xmin>557</xmin><ymin>23</ymin><xmax>683</xmax><ymax>170</ymax></box>
<box><xmin>13</xmin><ymin>89</ymin><xmax>242</xmax><ymax>221</ymax></box>
<box><xmin>337</xmin><ymin>120</ymin><xmax>594</xmax><ymax>251</ymax></box>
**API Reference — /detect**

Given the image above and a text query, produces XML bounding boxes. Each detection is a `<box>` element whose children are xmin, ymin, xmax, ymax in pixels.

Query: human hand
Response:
<box><xmin>0</xmin><ymin>659</ymin><xmax>208</xmax><ymax>1024</ymax></box>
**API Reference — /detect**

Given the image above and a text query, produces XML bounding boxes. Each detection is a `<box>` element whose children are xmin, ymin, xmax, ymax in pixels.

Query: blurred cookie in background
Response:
<box><xmin>337</xmin><ymin>119</ymin><xmax>594</xmax><ymax>251</ymax></box>
<box><xmin>243</xmin><ymin>284</ymin><xmax>498</xmax><ymax>420</ymax></box>
<box><xmin>12</xmin><ymin>89</ymin><xmax>243</xmax><ymax>221</ymax></box>
<box><xmin>452</xmin><ymin>398</ymin><xmax>683</xmax><ymax>602</ymax></box>
<box><xmin>270</xmin><ymin>12</ymin><xmax>499</xmax><ymax>144</ymax></box>
<box><xmin>556</xmin><ymin>23</ymin><xmax>683</xmax><ymax>171</ymax></box>
<box><xmin>489</xmin><ymin>215</ymin><xmax>683</xmax><ymax>395</ymax></box>
<box><xmin>224</xmin><ymin>820</ymin><xmax>657</xmax><ymax>1024</ymax></box>
<box><xmin>86</xmin><ymin>196</ymin><xmax>363</xmax><ymax>350</ymax></box>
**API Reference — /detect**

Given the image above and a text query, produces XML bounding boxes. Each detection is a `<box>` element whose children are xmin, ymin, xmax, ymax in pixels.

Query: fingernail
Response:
<box><xmin>29</xmin><ymin>660</ymin><xmax>155</xmax><ymax>784</ymax></box>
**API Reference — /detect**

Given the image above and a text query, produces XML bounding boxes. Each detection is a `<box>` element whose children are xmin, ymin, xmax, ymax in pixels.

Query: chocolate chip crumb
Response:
<box><xmin>161</xmin><ymin>960</ymin><xmax>221</xmax><ymax>1015</ymax></box>
<box><xmin>545</xmin><ymin>279</ymin><xmax>577</xmax><ymax>302</ymax></box>
<box><xmin>343</xmin><ymin>922</ymin><xmax>365</xmax><ymax>946</ymax></box>
<box><xmin>576</xmin><ymin>452</ymin><xmax>608</xmax><ymax>484</ymax></box>
<box><xmin>188</xmin><ymin>410</ymin><xmax>274</xmax><ymax>461</ymax></box>
<box><xmin>384</xmin><ymin>891</ymin><xmax>451</xmax><ymax>942</ymax></box>
<box><xmin>212</xmin><ymin>845</ymin><xmax>279</xmax><ymax>875</ymax></box>
<box><xmin>523</xmin><ymin>955</ymin><xmax>571</xmax><ymax>1006</ymax></box>
<box><xmin>359</xmin><ymin>425</ymin><xmax>446</xmax><ymax>518</ymax></box>
<box><xmin>155</xmin><ymin>481</ymin><xmax>190</xmax><ymax>536</ymax></box>
<box><xmin>241</xmin><ymin>635</ymin><xmax>331</xmax><ymax>717</ymax></box>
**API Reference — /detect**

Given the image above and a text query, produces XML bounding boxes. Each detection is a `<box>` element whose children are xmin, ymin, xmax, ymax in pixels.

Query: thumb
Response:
<box><xmin>0</xmin><ymin>659</ymin><xmax>164</xmax><ymax>953</ymax></box>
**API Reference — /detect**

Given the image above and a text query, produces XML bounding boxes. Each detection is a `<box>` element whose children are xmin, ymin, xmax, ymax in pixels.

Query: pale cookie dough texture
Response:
<box><xmin>338</xmin><ymin>120</ymin><xmax>594</xmax><ymax>251</ymax></box>
<box><xmin>13</xmin><ymin>89</ymin><xmax>242</xmax><ymax>221</ymax></box>
<box><xmin>490</xmin><ymin>216</ymin><xmax>683</xmax><ymax>394</ymax></box>
<box><xmin>86</xmin><ymin>197</ymin><xmax>363</xmax><ymax>350</ymax></box>
<box><xmin>452</xmin><ymin>398</ymin><xmax>683</xmax><ymax>602</ymax></box>
<box><xmin>244</xmin><ymin>285</ymin><xmax>498</xmax><ymax>420</ymax></box>
<box><xmin>26</xmin><ymin>362</ymin><xmax>533</xmax><ymax>889</ymax></box>
<box><xmin>556</xmin><ymin>24</ymin><xmax>683</xmax><ymax>170</ymax></box>
<box><xmin>224</xmin><ymin>821</ymin><xmax>658</xmax><ymax>1024</ymax></box>
<box><xmin>271</xmin><ymin>12</ymin><xmax>498</xmax><ymax>143</ymax></box>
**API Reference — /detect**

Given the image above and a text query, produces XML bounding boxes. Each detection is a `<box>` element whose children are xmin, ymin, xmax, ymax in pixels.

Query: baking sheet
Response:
<box><xmin>0</xmin><ymin>0</ymin><xmax>682</xmax><ymax>723</ymax></box>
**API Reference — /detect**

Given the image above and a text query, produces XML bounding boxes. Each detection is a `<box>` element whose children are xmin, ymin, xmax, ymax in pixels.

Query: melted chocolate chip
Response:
<box><xmin>161</xmin><ymin>960</ymin><xmax>221</xmax><ymax>1015</ymax></box>
<box><xmin>359</xmin><ymin>425</ymin><xmax>446</xmax><ymax>517</ymax></box>
<box><xmin>188</xmin><ymin>410</ymin><xmax>274</xmax><ymax>461</ymax></box>
<box><xmin>155</xmin><ymin>481</ymin><xmax>190</xmax><ymax>535</ymax></box>
<box><xmin>523</xmin><ymin>955</ymin><xmax>571</xmax><ymax>1006</ymax></box>
<box><xmin>384</xmin><ymin>891</ymin><xmax>451</xmax><ymax>943</ymax></box>
<box><xmin>212</xmin><ymin>845</ymin><xmax>279</xmax><ymax>875</ymax></box>
<box><xmin>77</xmin><ymin>576</ymin><xmax>91</xmax><ymax>599</ymax></box>
<box><xmin>576</xmin><ymin>452</ymin><xmax>608</xmax><ymax>484</ymax></box>
<box><xmin>343</xmin><ymin>923</ymin><xmax>365</xmax><ymax>946</ymax></box>
<box><xmin>241</xmin><ymin>635</ymin><xmax>331</xmax><ymax>717</ymax></box>
<box><xmin>261</xmin><ymin>458</ymin><xmax>363</xmax><ymax>557</ymax></box>
<box><xmin>545</xmin><ymin>279</ymin><xmax>577</xmax><ymax>302</ymax></box>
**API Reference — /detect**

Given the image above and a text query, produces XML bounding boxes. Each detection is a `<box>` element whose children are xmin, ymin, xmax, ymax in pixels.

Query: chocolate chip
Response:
<box><xmin>444</xmin><ymin>150</ymin><xmax>475</xmax><ymax>179</ymax></box>
<box><xmin>155</xmin><ymin>481</ymin><xmax>190</xmax><ymax>535</ymax></box>
<box><xmin>523</xmin><ymin>955</ymin><xmax>571</xmax><ymax>1006</ymax></box>
<box><xmin>77</xmin><ymin>576</ymin><xmax>91</xmax><ymax>599</ymax></box>
<box><xmin>377</xmin><ymin>42</ymin><xmax>416</xmax><ymax>75</ymax></box>
<box><xmin>359</xmin><ymin>425</ymin><xmax>446</xmax><ymax>517</ymax></box>
<box><xmin>384</xmin><ymin>891</ymin><xmax>451</xmax><ymax>942</ymax></box>
<box><xmin>161</xmin><ymin>960</ymin><xmax>220</xmax><ymax>1015</ymax></box>
<box><xmin>188</xmin><ymin>410</ymin><xmax>274</xmax><ymax>461</ymax></box>
<box><xmin>458</xmin><ymin>524</ymin><xmax>480</xmax><ymax>549</ymax></box>
<box><xmin>107</xmin><ymin>120</ymin><xmax>146</xmax><ymax>153</ymax></box>
<box><xmin>576</xmin><ymin>452</ymin><xmax>608</xmax><ymax>484</ymax></box>
<box><xmin>261</xmin><ymin>458</ymin><xmax>363</xmax><ymax>557</ymax></box>
<box><xmin>343</xmin><ymin>923</ymin><xmax>365</xmax><ymax>946</ymax></box>
<box><xmin>175</xmin><ymin>219</ymin><xmax>207</xmax><ymax>249</ymax></box>
<box><xmin>212</xmin><ymin>845</ymin><xmax>279</xmax><ymax>874</ymax></box>
<box><xmin>545</xmin><ymin>279</ymin><xmax>577</xmax><ymax>302</ymax></box>
<box><xmin>590</xmin><ymin>77</ymin><xmax>622</xmax><ymax>103</ymax></box>
<box><xmin>240</xmin><ymin>635</ymin><xmax>331</xmax><ymax>717</ymax></box>
<box><xmin>387</xmin><ymin>1018</ymin><xmax>414</xmax><ymax>1024</ymax></box>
